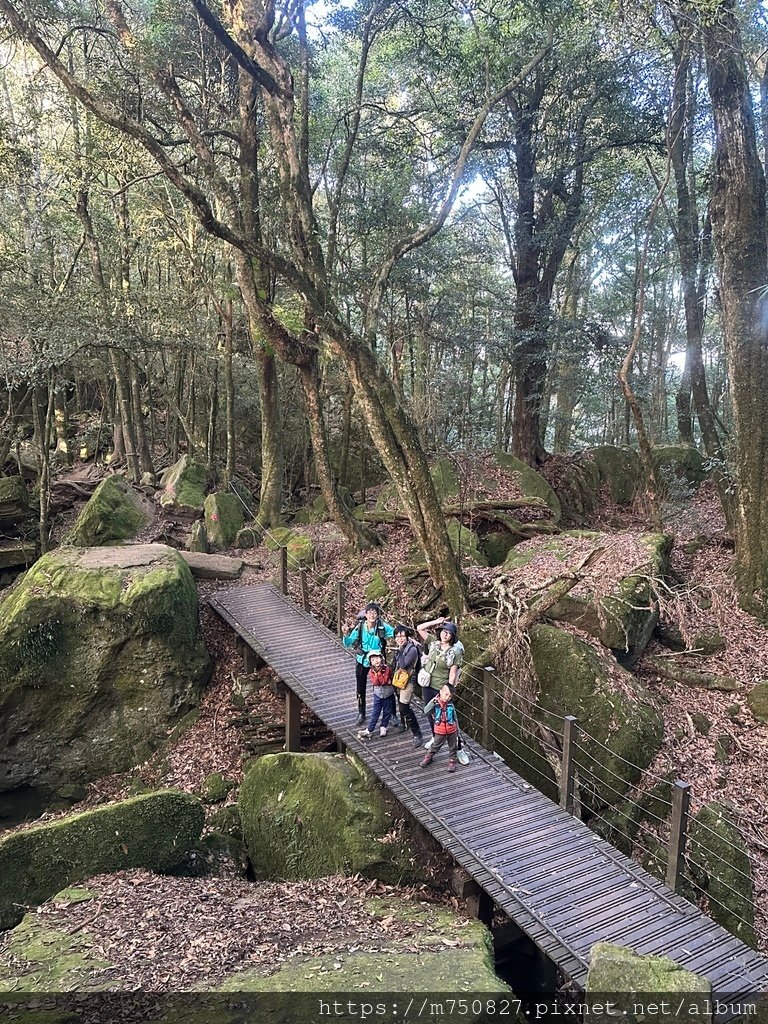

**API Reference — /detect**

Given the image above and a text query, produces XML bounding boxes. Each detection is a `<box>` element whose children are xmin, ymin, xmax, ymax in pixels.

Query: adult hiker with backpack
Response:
<box><xmin>390</xmin><ymin>624</ymin><xmax>424</xmax><ymax>748</ymax></box>
<box><xmin>343</xmin><ymin>602</ymin><xmax>395</xmax><ymax>725</ymax></box>
<box><xmin>416</xmin><ymin>616</ymin><xmax>470</xmax><ymax>765</ymax></box>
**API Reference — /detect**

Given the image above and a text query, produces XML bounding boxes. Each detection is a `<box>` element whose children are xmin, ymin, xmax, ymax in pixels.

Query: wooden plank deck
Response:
<box><xmin>209</xmin><ymin>583</ymin><xmax>768</xmax><ymax>1004</ymax></box>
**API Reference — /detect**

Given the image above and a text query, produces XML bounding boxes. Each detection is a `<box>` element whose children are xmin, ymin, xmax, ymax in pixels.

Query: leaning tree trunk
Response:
<box><xmin>703</xmin><ymin>2</ymin><xmax>768</xmax><ymax>617</ymax></box>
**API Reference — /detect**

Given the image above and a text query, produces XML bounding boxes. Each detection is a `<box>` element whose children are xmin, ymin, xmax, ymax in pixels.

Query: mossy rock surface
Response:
<box><xmin>365</xmin><ymin>569</ymin><xmax>390</xmax><ymax>602</ymax></box>
<box><xmin>446</xmin><ymin>519</ymin><xmax>488</xmax><ymax>567</ymax></box>
<box><xmin>187</xmin><ymin>520</ymin><xmax>208</xmax><ymax>553</ymax></box>
<box><xmin>159</xmin><ymin>455</ymin><xmax>207</xmax><ymax>511</ymax></box>
<box><xmin>239</xmin><ymin>753</ymin><xmax>417</xmax><ymax>884</ymax></box>
<box><xmin>528</xmin><ymin>625</ymin><xmax>663</xmax><ymax>811</ymax></box>
<box><xmin>747</xmin><ymin>682</ymin><xmax>768</xmax><ymax>722</ymax></box>
<box><xmin>652</xmin><ymin>444</ymin><xmax>708</xmax><ymax>488</ymax></box>
<box><xmin>64</xmin><ymin>476</ymin><xmax>146</xmax><ymax>547</ymax></box>
<box><xmin>0</xmin><ymin>544</ymin><xmax>211</xmax><ymax>810</ymax></box>
<box><xmin>201</xmin><ymin>772</ymin><xmax>235</xmax><ymax>804</ymax></box>
<box><xmin>494</xmin><ymin>452</ymin><xmax>561</xmax><ymax>522</ymax></box>
<box><xmin>587</xmin><ymin>446</ymin><xmax>644</xmax><ymax>505</ymax></box>
<box><xmin>586</xmin><ymin>942</ymin><xmax>710</xmax><ymax>1023</ymax></box>
<box><xmin>688</xmin><ymin>802</ymin><xmax>757</xmax><ymax>948</ymax></box>
<box><xmin>0</xmin><ymin>792</ymin><xmax>204</xmax><ymax>929</ymax></box>
<box><xmin>0</xmin><ymin>476</ymin><xmax>29</xmax><ymax>521</ymax></box>
<box><xmin>204</xmin><ymin>493</ymin><xmax>244</xmax><ymax>550</ymax></box>
<box><xmin>264</xmin><ymin>526</ymin><xmax>315</xmax><ymax>567</ymax></box>
<box><xmin>550</xmin><ymin>458</ymin><xmax>601</xmax><ymax>523</ymax></box>
<box><xmin>481</xmin><ymin>531</ymin><xmax>518</xmax><ymax>567</ymax></box>
<box><xmin>504</xmin><ymin>531</ymin><xmax>671</xmax><ymax>662</ymax></box>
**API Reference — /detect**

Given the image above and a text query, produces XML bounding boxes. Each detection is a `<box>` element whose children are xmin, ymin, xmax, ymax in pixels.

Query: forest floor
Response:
<box><xmin>8</xmin><ymin>464</ymin><xmax>768</xmax><ymax>955</ymax></box>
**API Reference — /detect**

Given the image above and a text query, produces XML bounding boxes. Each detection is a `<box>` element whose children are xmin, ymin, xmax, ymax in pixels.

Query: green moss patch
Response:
<box><xmin>0</xmin><ymin>791</ymin><xmax>204</xmax><ymax>929</ymax></box>
<box><xmin>446</xmin><ymin>520</ymin><xmax>488</xmax><ymax>567</ymax></box>
<box><xmin>494</xmin><ymin>452</ymin><xmax>561</xmax><ymax>521</ymax></box>
<box><xmin>239</xmin><ymin>753</ymin><xmax>417</xmax><ymax>883</ymax></box>
<box><xmin>64</xmin><ymin>477</ymin><xmax>146</xmax><ymax>547</ymax></box>
<box><xmin>264</xmin><ymin>526</ymin><xmax>315</xmax><ymax>567</ymax></box>
<box><xmin>587</xmin><ymin>446</ymin><xmax>644</xmax><ymax>505</ymax></box>
<box><xmin>0</xmin><ymin>545</ymin><xmax>211</xmax><ymax>808</ymax></box>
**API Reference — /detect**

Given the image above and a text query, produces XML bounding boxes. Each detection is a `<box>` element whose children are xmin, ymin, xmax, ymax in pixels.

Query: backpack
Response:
<box><xmin>434</xmin><ymin>701</ymin><xmax>458</xmax><ymax>735</ymax></box>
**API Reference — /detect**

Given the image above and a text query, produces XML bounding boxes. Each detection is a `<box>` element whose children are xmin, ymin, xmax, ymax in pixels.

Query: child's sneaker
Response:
<box><xmin>424</xmin><ymin>737</ymin><xmax>434</xmax><ymax>750</ymax></box>
<box><xmin>421</xmin><ymin>753</ymin><xmax>434</xmax><ymax>768</ymax></box>
<box><xmin>357</xmin><ymin>729</ymin><xmax>371</xmax><ymax>740</ymax></box>
<box><xmin>412</xmin><ymin>733</ymin><xmax>423</xmax><ymax>748</ymax></box>
<box><xmin>379</xmin><ymin>726</ymin><xmax>388</xmax><ymax>737</ymax></box>
<box><xmin>447</xmin><ymin>758</ymin><xmax>457</xmax><ymax>773</ymax></box>
<box><xmin>456</xmin><ymin>749</ymin><xmax>470</xmax><ymax>766</ymax></box>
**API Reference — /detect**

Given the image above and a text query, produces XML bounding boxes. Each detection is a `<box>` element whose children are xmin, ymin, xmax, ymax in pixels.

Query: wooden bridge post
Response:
<box><xmin>560</xmin><ymin>716</ymin><xmax>578</xmax><ymax>814</ymax></box>
<box><xmin>666</xmin><ymin>780</ymin><xmax>691</xmax><ymax>893</ymax></box>
<box><xmin>336</xmin><ymin>581</ymin><xmax>346</xmax><ymax>637</ymax></box>
<box><xmin>482</xmin><ymin>666</ymin><xmax>495</xmax><ymax>750</ymax></box>
<box><xmin>279</xmin><ymin>546</ymin><xmax>288</xmax><ymax>596</ymax></box>
<box><xmin>285</xmin><ymin>688</ymin><xmax>302</xmax><ymax>752</ymax></box>
<box><xmin>300</xmin><ymin>568</ymin><xmax>310</xmax><ymax>612</ymax></box>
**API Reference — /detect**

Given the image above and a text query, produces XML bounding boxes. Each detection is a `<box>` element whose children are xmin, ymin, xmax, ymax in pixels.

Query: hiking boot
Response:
<box><xmin>379</xmin><ymin>726</ymin><xmax>388</xmax><ymax>737</ymax></box>
<box><xmin>421</xmin><ymin>753</ymin><xmax>434</xmax><ymax>768</ymax></box>
<box><xmin>447</xmin><ymin>758</ymin><xmax>457</xmax><ymax>773</ymax></box>
<box><xmin>357</xmin><ymin>729</ymin><xmax>371</xmax><ymax>740</ymax></box>
<box><xmin>355</xmin><ymin>713</ymin><xmax>365</xmax><ymax>726</ymax></box>
<box><xmin>456</xmin><ymin>749</ymin><xmax>470</xmax><ymax>766</ymax></box>
<box><xmin>411</xmin><ymin>733</ymin><xmax>423</xmax><ymax>749</ymax></box>
<box><xmin>399</xmin><ymin>722</ymin><xmax>409</xmax><ymax>733</ymax></box>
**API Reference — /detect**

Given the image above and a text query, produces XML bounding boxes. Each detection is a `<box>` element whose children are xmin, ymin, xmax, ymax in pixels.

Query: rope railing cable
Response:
<box><xmin>228</xmin><ymin>480</ymin><xmax>315</xmax><ymax>576</ymax></box>
<box><xmin>572</xmin><ymin>747</ymin><xmax>675</xmax><ymax>809</ymax></box>
<box><xmin>686</xmin><ymin>815</ymin><xmax>758</xmax><ymax>862</ymax></box>
<box><xmin>575</xmin><ymin>723</ymin><xmax>682</xmax><ymax>788</ymax></box>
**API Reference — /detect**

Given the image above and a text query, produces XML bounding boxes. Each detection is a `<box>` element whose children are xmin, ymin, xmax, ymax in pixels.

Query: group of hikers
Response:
<box><xmin>342</xmin><ymin>602</ymin><xmax>469</xmax><ymax>773</ymax></box>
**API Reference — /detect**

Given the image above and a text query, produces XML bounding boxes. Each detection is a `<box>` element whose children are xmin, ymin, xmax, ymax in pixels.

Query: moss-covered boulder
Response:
<box><xmin>219</xmin><ymin>898</ymin><xmax>507</xmax><ymax>997</ymax></box>
<box><xmin>365</xmin><ymin>569</ymin><xmax>391</xmax><ymax>602</ymax></box>
<box><xmin>159</xmin><ymin>454</ymin><xmax>207</xmax><ymax>511</ymax></box>
<box><xmin>503</xmin><ymin>531</ymin><xmax>671</xmax><ymax>662</ymax></box>
<box><xmin>481</xmin><ymin>531</ymin><xmax>518</xmax><ymax>566</ymax></box>
<box><xmin>264</xmin><ymin>526</ymin><xmax>315</xmax><ymax>567</ymax></box>
<box><xmin>586</xmin><ymin>943</ymin><xmax>710</xmax><ymax>1023</ymax></box>
<box><xmin>494</xmin><ymin>452</ymin><xmax>561</xmax><ymax>522</ymax></box>
<box><xmin>550</xmin><ymin>457</ymin><xmax>602</xmax><ymax>523</ymax></box>
<box><xmin>0</xmin><ymin>544</ymin><xmax>211</xmax><ymax>812</ymax></box>
<box><xmin>187</xmin><ymin>520</ymin><xmax>208</xmax><ymax>553</ymax></box>
<box><xmin>527</xmin><ymin>625</ymin><xmax>663</xmax><ymax>811</ymax></box>
<box><xmin>747</xmin><ymin>682</ymin><xmax>768</xmax><ymax>722</ymax></box>
<box><xmin>587</xmin><ymin>446</ymin><xmax>644</xmax><ymax>505</ymax></box>
<box><xmin>687</xmin><ymin>802</ymin><xmax>756</xmax><ymax>948</ymax></box>
<box><xmin>447</xmin><ymin>519</ymin><xmax>488</xmax><ymax>567</ymax></box>
<box><xmin>0</xmin><ymin>792</ymin><xmax>204</xmax><ymax>929</ymax></box>
<box><xmin>239</xmin><ymin>753</ymin><xmax>417</xmax><ymax>883</ymax></box>
<box><xmin>64</xmin><ymin>476</ymin><xmax>146</xmax><ymax>547</ymax></box>
<box><xmin>203</xmin><ymin>493</ymin><xmax>244</xmax><ymax>550</ymax></box>
<box><xmin>652</xmin><ymin>444</ymin><xmax>708</xmax><ymax>489</ymax></box>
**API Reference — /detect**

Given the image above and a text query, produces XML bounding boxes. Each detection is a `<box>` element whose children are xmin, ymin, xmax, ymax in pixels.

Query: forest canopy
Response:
<box><xmin>0</xmin><ymin>0</ymin><xmax>766</xmax><ymax>614</ymax></box>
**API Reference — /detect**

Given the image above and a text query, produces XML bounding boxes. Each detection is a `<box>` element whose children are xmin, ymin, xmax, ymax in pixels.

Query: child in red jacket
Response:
<box><xmin>421</xmin><ymin>685</ymin><xmax>459</xmax><ymax>772</ymax></box>
<box><xmin>358</xmin><ymin>650</ymin><xmax>395</xmax><ymax>739</ymax></box>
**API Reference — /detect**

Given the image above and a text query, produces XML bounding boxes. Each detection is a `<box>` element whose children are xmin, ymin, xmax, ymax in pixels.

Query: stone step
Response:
<box><xmin>179</xmin><ymin>550</ymin><xmax>243</xmax><ymax>580</ymax></box>
<box><xmin>0</xmin><ymin>540</ymin><xmax>36</xmax><ymax>570</ymax></box>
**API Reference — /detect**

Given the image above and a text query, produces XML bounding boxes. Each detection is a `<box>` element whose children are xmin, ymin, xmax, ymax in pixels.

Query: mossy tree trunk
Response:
<box><xmin>703</xmin><ymin>2</ymin><xmax>768</xmax><ymax>616</ymax></box>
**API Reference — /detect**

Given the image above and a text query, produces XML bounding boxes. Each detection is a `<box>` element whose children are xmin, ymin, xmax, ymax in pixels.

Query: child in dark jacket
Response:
<box><xmin>421</xmin><ymin>685</ymin><xmax>459</xmax><ymax>772</ymax></box>
<box><xmin>358</xmin><ymin>651</ymin><xmax>395</xmax><ymax>739</ymax></box>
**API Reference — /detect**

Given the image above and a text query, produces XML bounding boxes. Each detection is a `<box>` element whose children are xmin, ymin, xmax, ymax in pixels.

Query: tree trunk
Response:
<box><xmin>703</xmin><ymin>2</ymin><xmax>768</xmax><ymax>616</ymax></box>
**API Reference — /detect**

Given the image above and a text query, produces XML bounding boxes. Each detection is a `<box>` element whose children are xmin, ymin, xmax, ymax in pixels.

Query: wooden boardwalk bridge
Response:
<box><xmin>209</xmin><ymin>583</ymin><xmax>768</xmax><ymax>1007</ymax></box>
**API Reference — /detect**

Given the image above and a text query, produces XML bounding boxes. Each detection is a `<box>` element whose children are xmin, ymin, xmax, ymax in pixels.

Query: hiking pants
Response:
<box><xmin>356</xmin><ymin>661</ymin><xmax>369</xmax><ymax>717</ymax></box>
<box><xmin>367</xmin><ymin>691</ymin><xmax>393</xmax><ymax>733</ymax></box>
<box><xmin>431</xmin><ymin>730</ymin><xmax>459</xmax><ymax>758</ymax></box>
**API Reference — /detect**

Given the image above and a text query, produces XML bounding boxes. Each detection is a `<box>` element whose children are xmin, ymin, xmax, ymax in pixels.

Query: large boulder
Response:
<box><xmin>526</xmin><ymin>625</ymin><xmax>663</xmax><ymax>811</ymax></box>
<box><xmin>159</xmin><ymin>454</ymin><xmax>207</xmax><ymax>512</ymax></box>
<box><xmin>0</xmin><ymin>791</ymin><xmax>204</xmax><ymax>930</ymax></box>
<box><xmin>586</xmin><ymin>943</ymin><xmax>710</xmax><ymax>1023</ymax></box>
<box><xmin>0</xmin><ymin>475</ymin><xmax>29</xmax><ymax>528</ymax></box>
<box><xmin>446</xmin><ymin>519</ymin><xmax>488</xmax><ymax>567</ymax></box>
<box><xmin>493</xmin><ymin>452</ymin><xmax>562</xmax><ymax>522</ymax></box>
<box><xmin>548</xmin><ymin>456</ymin><xmax>602</xmax><ymax>523</ymax></box>
<box><xmin>0</xmin><ymin>544</ymin><xmax>211</xmax><ymax>815</ymax></box>
<box><xmin>587</xmin><ymin>445</ymin><xmax>644</xmax><ymax>505</ymax></box>
<box><xmin>502</xmin><ymin>531</ymin><xmax>671</xmax><ymax>662</ymax></box>
<box><xmin>64</xmin><ymin>476</ymin><xmax>146</xmax><ymax>546</ymax></box>
<box><xmin>687</xmin><ymin>802</ymin><xmax>757</xmax><ymax>948</ymax></box>
<box><xmin>264</xmin><ymin>526</ymin><xmax>315</xmax><ymax>567</ymax></box>
<box><xmin>652</xmin><ymin>444</ymin><xmax>708</xmax><ymax>491</ymax></box>
<box><xmin>203</xmin><ymin>492</ymin><xmax>244</xmax><ymax>550</ymax></box>
<box><xmin>239</xmin><ymin>753</ymin><xmax>417</xmax><ymax>884</ymax></box>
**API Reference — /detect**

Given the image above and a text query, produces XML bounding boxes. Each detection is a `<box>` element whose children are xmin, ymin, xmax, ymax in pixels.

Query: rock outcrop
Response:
<box><xmin>64</xmin><ymin>476</ymin><xmax>147</xmax><ymax>546</ymax></box>
<box><xmin>0</xmin><ymin>544</ymin><xmax>211</xmax><ymax>816</ymax></box>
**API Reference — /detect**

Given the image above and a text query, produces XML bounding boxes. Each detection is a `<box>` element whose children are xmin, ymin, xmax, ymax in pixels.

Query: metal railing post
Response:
<box><xmin>300</xmin><ymin>568</ymin><xmax>310</xmax><ymax>612</ymax></box>
<box><xmin>667</xmin><ymin>780</ymin><xmax>691</xmax><ymax>893</ymax></box>
<box><xmin>336</xmin><ymin>581</ymin><xmax>346</xmax><ymax>637</ymax></box>
<box><xmin>560</xmin><ymin>716</ymin><xmax>578</xmax><ymax>814</ymax></box>
<box><xmin>279</xmin><ymin>546</ymin><xmax>288</xmax><ymax>596</ymax></box>
<box><xmin>482</xmin><ymin>666</ymin><xmax>495</xmax><ymax>750</ymax></box>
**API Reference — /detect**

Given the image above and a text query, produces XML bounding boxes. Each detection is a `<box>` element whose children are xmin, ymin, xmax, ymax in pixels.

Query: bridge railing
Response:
<box><xmin>228</xmin><ymin>492</ymin><xmax>758</xmax><ymax>944</ymax></box>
